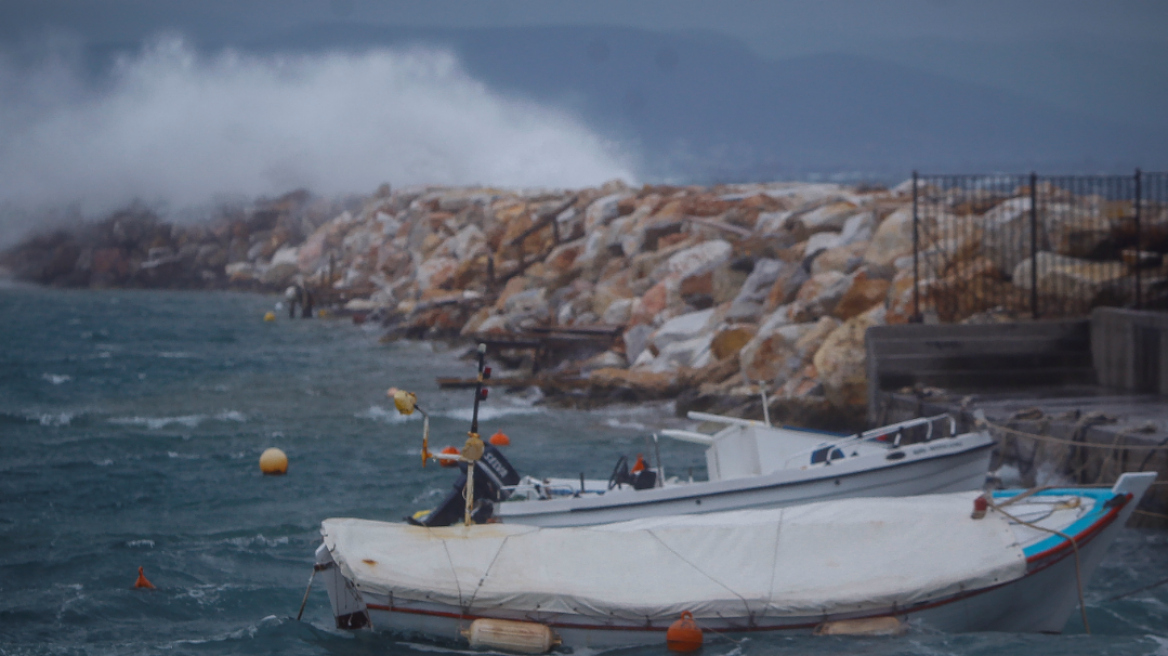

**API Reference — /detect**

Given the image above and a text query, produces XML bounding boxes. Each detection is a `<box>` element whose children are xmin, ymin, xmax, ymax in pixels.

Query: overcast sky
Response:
<box><xmin>2</xmin><ymin>0</ymin><xmax>1166</xmax><ymax>57</ymax></box>
<box><xmin>1</xmin><ymin>0</ymin><xmax>1164</xmax><ymax>242</ymax></box>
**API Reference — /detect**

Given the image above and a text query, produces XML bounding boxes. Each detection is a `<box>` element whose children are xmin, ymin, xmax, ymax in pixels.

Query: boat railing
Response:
<box><xmin>780</xmin><ymin>414</ymin><xmax>959</xmax><ymax>468</ymax></box>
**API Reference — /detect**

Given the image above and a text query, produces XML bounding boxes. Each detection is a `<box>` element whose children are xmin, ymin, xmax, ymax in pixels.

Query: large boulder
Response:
<box><xmin>502</xmin><ymin>287</ymin><xmax>550</xmax><ymax>330</ymax></box>
<box><xmin>1011</xmin><ymin>252</ymin><xmax>1130</xmax><ymax>306</ymax></box>
<box><xmin>982</xmin><ymin>197</ymin><xmax>1045</xmax><ymax>274</ymax></box>
<box><xmin>796</xmin><ymin>201</ymin><xmax>858</xmax><ymax>235</ymax></box>
<box><xmin>863</xmin><ymin>206</ymin><xmax>914</xmax><ymax>269</ymax></box>
<box><xmin>763</xmin><ymin>264</ymin><xmax>810</xmax><ymax>313</ymax></box>
<box><xmin>739</xmin><ymin>316</ymin><xmax>839</xmax><ymax>383</ymax></box>
<box><xmin>655</xmin><ymin>239</ymin><xmax>733</xmax><ymax>282</ymax></box>
<box><xmin>623</xmin><ymin>324</ymin><xmax>655</xmax><ymax>365</ymax></box>
<box><xmin>415</xmin><ymin>256</ymin><xmax>458</xmax><ymax>291</ymax></box>
<box><xmin>791</xmin><ymin>271</ymin><xmax>851</xmax><ymax>321</ymax></box>
<box><xmin>810</xmin><ymin>241</ymin><xmax>868</xmax><ymax>275</ymax></box>
<box><xmin>727</xmin><ymin>258</ymin><xmax>785</xmax><ymax>322</ymax></box>
<box><xmin>584</xmin><ymin>193</ymin><xmax>632</xmax><ymax>232</ymax></box>
<box><xmin>814</xmin><ymin>305</ymin><xmax>887</xmax><ymax>409</ymax></box>
<box><xmin>652</xmin><ymin>308</ymin><xmax>718</xmax><ymax>352</ymax></box>
<box><xmin>833</xmin><ymin>270</ymin><xmax>891</xmax><ymax>320</ymax></box>
<box><xmin>710</xmin><ymin>324</ymin><xmax>757</xmax><ymax>361</ymax></box>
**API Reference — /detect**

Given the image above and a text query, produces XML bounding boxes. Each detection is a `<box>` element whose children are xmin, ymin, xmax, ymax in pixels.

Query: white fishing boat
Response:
<box><xmin>312</xmin><ymin>472</ymin><xmax>1156</xmax><ymax>649</ymax></box>
<box><xmin>490</xmin><ymin>411</ymin><xmax>995</xmax><ymax>527</ymax></box>
<box><xmin>389</xmin><ymin>345</ymin><xmax>994</xmax><ymax>529</ymax></box>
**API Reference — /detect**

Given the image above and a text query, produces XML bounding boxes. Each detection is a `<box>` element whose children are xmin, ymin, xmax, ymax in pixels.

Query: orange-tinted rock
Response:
<box><xmin>711</xmin><ymin>325</ymin><xmax>757</xmax><ymax>360</ymax></box>
<box><xmin>813</xmin><ymin>305</ymin><xmax>886</xmax><ymax>409</ymax></box>
<box><xmin>833</xmin><ymin>272</ymin><xmax>891</xmax><ymax>320</ymax></box>
<box><xmin>629</xmin><ymin>279</ymin><xmax>670</xmax><ymax>325</ymax></box>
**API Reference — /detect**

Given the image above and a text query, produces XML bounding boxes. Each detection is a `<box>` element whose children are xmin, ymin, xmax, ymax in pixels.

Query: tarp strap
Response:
<box><xmin>647</xmin><ymin>529</ymin><xmax>755</xmax><ymax>619</ymax></box>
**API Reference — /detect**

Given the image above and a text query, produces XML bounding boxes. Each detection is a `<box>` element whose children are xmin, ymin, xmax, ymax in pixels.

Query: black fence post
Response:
<box><xmin>1029</xmin><ymin>172</ymin><xmax>1039</xmax><ymax>319</ymax></box>
<box><xmin>1135</xmin><ymin>168</ymin><xmax>1142</xmax><ymax>310</ymax></box>
<box><xmin>912</xmin><ymin>171</ymin><xmax>920</xmax><ymax>322</ymax></box>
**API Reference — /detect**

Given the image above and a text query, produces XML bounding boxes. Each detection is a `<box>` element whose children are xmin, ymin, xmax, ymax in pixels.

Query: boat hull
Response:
<box><xmin>496</xmin><ymin>434</ymin><xmax>994</xmax><ymax>527</ymax></box>
<box><xmin>315</xmin><ymin>476</ymin><xmax>1152</xmax><ymax>649</ymax></box>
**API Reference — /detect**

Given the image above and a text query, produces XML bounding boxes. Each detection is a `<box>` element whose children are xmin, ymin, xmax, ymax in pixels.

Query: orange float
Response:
<box><xmin>134</xmin><ymin>566</ymin><xmax>156</xmax><ymax>589</ymax></box>
<box><xmin>489</xmin><ymin>431</ymin><xmax>511</xmax><ymax>446</ymax></box>
<box><xmin>439</xmin><ymin>446</ymin><xmax>460</xmax><ymax>467</ymax></box>
<box><xmin>666</xmin><ymin>611</ymin><xmax>702</xmax><ymax>652</ymax></box>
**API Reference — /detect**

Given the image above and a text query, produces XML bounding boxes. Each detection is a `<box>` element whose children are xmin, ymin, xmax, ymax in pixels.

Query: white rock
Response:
<box><xmin>804</xmin><ymin>231</ymin><xmax>842</xmax><ymax>259</ymax></box>
<box><xmin>602</xmin><ymin>298</ymin><xmax>635</xmax><ymax>325</ymax></box>
<box><xmin>584</xmin><ymin>193</ymin><xmax>631</xmax><ymax>232</ymax></box>
<box><xmin>727</xmin><ymin>259</ymin><xmax>785</xmax><ymax>322</ymax></box>
<box><xmin>271</xmin><ymin>246</ymin><xmax>300</xmax><ymax>267</ymax></box>
<box><xmin>623</xmin><ymin>324</ymin><xmax>654</xmax><ymax>365</ymax></box>
<box><xmin>645</xmin><ymin>333</ymin><xmax>714</xmax><ymax>372</ymax></box>
<box><xmin>756</xmin><ymin>210</ymin><xmax>795</xmax><ymax>235</ymax></box>
<box><xmin>662</xmin><ymin>239</ymin><xmax>733</xmax><ymax>280</ymax></box>
<box><xmin>838</xmin><ymin>211</ymin><xmax>875</xmax><ymax>247</ymax></box>
<box><xmin>652</xmin><ymin>308</ymin><xmax>717</xmax><ymax>352</ymax></box>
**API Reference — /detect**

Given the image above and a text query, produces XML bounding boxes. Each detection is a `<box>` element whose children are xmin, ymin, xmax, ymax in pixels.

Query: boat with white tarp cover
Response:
<box><xmin>312</xmin><ymin>472</ymin><xmax>1156</xmax><ymax>649</ymax></box>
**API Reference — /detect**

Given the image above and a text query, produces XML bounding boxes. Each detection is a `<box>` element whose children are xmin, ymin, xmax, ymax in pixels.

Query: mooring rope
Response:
<box><xmin>984</xmin><ymin>421</ymin><xmax>1168</xmax><ymax>451</ymax></box>
<box><xmin>986</xmin><ymin>497</ymin><xmax>1091</xmax><ymax>634</ymax></box>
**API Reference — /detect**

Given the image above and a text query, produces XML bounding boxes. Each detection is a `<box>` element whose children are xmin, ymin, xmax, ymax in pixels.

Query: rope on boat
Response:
<box><xmin>984</xmin><ymin>420</ymin><xmax>1168</xmax><ymax>451</ymax></box>
<box><xmin>986</xmin><ymin>497</ymin><xmax>1091</xmax><ymax>635</ymax></box>
<box><xmin>296</xmin><ymin>568</ymin><xmax>317</xmax><ymax>622</ymax></box>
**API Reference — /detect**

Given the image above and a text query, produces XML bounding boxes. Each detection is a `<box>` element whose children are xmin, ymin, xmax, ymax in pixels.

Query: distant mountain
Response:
<box><xmin>115</xmin><ymin>23</ymin><xmax>1168</xmax><ymax>182</ymax></box>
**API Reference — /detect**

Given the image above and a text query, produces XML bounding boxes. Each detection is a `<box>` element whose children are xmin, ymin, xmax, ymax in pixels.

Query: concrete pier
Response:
<box><xmin>867</xmin><ymin>308</ymin><xmax>1168</xmax><ymax>526</ymax></box>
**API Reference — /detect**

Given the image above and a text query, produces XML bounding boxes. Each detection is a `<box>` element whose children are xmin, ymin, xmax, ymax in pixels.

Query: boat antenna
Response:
<box><xmin>470</xmin><ymin>343</ymin><xmax>490</xmax><ymax>435</ymax></box>
<box><xmin>460</xmin><ymin>343</ymin><xmax>490</xmax><ymax>526</ymax></box>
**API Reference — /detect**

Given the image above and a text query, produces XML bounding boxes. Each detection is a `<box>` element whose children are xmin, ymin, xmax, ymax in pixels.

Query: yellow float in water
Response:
<box><xmin>260</xmin><ymin>447</ymin><xmax>288</xmax><ymax>475</ymax></box>
<box><xmin>263</xmin><ymin>311</ymin><xmax>276</xmax><ymax>322</ymax></box>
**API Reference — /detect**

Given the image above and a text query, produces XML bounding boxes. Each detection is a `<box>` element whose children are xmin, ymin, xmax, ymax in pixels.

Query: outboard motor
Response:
<box><xmin>408</xmin><ymin>444</ymin><xmax>521</xmax><ymax>527</ymax></box>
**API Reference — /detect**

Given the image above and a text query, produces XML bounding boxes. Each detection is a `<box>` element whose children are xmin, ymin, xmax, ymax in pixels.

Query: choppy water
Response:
<box><xmin>1</xmin><ymin>285</ymin><xmax>1166</xmax><ymax>656</ymax></box>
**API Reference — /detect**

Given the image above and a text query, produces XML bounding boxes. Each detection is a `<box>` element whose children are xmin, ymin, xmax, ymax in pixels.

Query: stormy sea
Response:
<box><xmin>2</xmin><ymin>284</ymin><xmax>1166</xmax><ymax>656</ymax></box>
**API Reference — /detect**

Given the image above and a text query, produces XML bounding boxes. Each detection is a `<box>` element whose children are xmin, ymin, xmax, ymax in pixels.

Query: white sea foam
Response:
<box><xmin>109</xmin><ymin>410</ymin><xmax>245</xmax><ymax>430</ymax></box>
<box><xmin>226</xmin><ymin>534</ymin><xmax>289</xmax><ymax>549</ymax></box>
<box><xmin>603</xmin><ymin>417</ymin><xmax>648</xmax><ymax>431</ymax></box>
<box><xmin>41</xmin><ymin>373</ymin><xmax>71</xmax><ymax>385</ymax></box>
<box><xmin>33</xmin><ymin>411</ymin><xmax>75</xmax><ymax>426</ymax></box>
<box><xmin>167</xmin><ymin>451</ymin><xmax>200</xmax><ymax>459</ymax></box>
<box><xmin>0</xmin><ymin>36</ymin><xmax>634</xmax><ymax>244</ymax></box>
<box><xmin>442</xmin><ymin>406</ymin><xmax>543</xmax><ymax>421</ymax></box>
<box><xmin>126</xmin><ymin>539</ymin><xmax>155</xmax><ymax>548</ymax></box>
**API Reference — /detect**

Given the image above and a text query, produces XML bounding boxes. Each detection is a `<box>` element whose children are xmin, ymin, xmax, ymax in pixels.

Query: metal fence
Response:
<box><xmin>911</xmin><ymin>171</ymin><xmax>1168</xmax><ymax>322</ymax></box>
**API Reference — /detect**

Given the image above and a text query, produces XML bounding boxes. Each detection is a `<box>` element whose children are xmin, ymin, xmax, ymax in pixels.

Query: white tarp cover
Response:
<box><xmin>321</xmin><ymin>491</ymin><xmax>1026</xmax><ymax>622</ymax></box>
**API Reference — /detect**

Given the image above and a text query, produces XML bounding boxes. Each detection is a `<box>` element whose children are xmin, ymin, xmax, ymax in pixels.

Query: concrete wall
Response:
<box><xmin>1091</xmin><ymin>308</ymin><xmax>1168</xmax><ymax>395</ymax></box>
<box><xmin>865</xmin><ymin>320</ymin><xmax>1095</xmax><ymax>423</ymax></box>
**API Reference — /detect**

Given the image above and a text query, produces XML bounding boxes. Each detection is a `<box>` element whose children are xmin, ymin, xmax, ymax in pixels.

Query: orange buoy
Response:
<box><xmin>489</xmin><ymin>430</ymin><xmax>511</xmax><ymax>446</ymax></box>
<box><xmin>631</xmin><ymin>453</ymin><xmax>646</xmax><ymax>473</ymax></box>
<box><xmin>666</xmin><ymin>611</ymin><xmax>702</xmax><ymax>652</ymax></box>
<box><xmin>134</xmin><ymin>566</ymin><xmax>156</xmax><ymax>589</ymax></box>
<box><xmin>439</xmin><ymin>445</ymin><xmax>460</xmax><ymax>467</ymax></box>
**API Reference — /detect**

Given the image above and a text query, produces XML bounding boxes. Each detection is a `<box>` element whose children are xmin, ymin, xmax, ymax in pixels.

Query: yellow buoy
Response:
<box><xmin>263</xmin><ymin>311</ymin><xmax>276</xmax><ymax>322</ymax></box>
<box><xmin>259</xmin><ymin>447</ymin><xmax>288</xmax><ymax>475</ymax></box>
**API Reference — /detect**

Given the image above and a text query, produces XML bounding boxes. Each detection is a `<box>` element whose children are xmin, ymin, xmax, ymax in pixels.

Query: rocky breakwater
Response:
<box><xmin>0</xmin><ymin>190</ymin><xmax>359</xmax><ymax>291</ymax></box>
<box><xmin>310</xmin><ymin>180</ymin><xmax>917</xmax><ymax>429</ymax></box>
<box><xmin>8</xmin><ymin>178</ymin><xmax>1162</xmax><ymax>428</ymax></box>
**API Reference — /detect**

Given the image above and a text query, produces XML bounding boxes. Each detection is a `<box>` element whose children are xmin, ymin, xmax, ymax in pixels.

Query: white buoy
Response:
<box><xmin>461</xmin><ymin>618</ymin><xmax>559</xmax><ymax>654</ymax></box>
